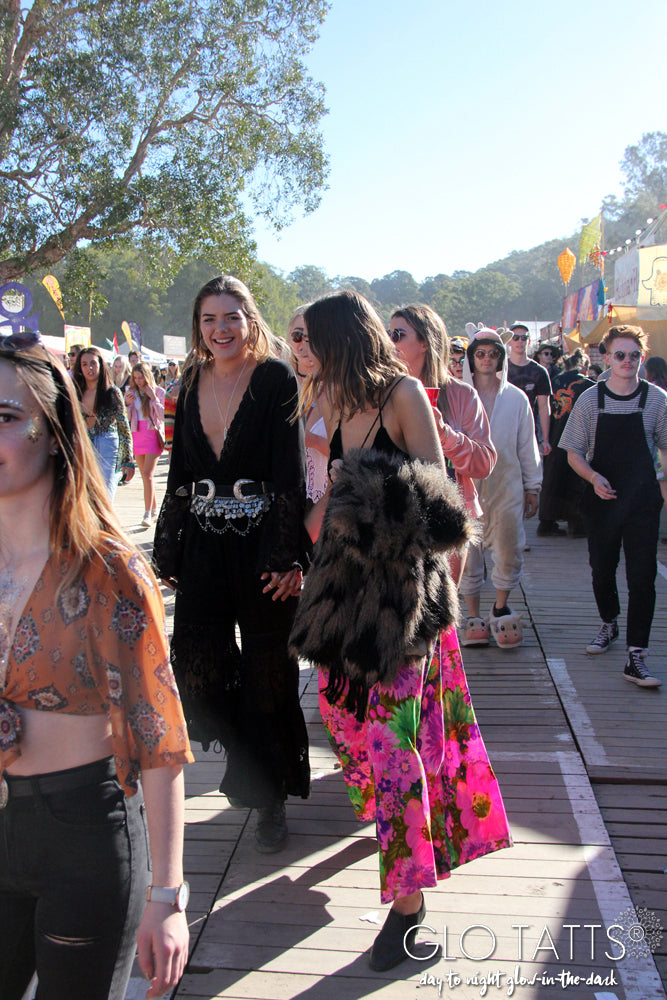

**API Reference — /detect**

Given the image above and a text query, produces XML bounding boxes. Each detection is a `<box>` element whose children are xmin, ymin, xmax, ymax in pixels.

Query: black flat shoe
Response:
<box><xmin>369</xmin><ymin>894</ymin><xmax>426</xmax><ymax>971</ymax></box>
<box><xmin>255</xmin><ymin>800</ymin><xmax>288</xmax><ymax>853</ymax></box>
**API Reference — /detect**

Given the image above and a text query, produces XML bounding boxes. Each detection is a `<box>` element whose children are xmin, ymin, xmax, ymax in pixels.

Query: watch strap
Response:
<box><xmin>146</xmin><ymin>882</ymin><xmax>189</xmax><ymax>910</ymax></box>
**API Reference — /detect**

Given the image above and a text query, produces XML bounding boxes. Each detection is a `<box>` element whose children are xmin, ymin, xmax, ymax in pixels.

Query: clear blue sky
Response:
<box><xmin>253</xmin><ymin>0</ymin><xmax>667</xmax><ymax>283</ymax></box>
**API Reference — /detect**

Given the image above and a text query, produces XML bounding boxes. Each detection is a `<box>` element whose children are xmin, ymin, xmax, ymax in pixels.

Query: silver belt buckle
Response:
<box><xmin>0</xmin><ymin>778</ymin><xmax>8</xmax><ymax>809</ymax></box>
<box><xmin>198</xmin><ymin>479</ymin><xmax>216</xmax><ymax>501</ymax></box>
<box><xmin>233</xmin><ymin>479</ymin><xmax>253</xmax><ymax>500</ymax></box>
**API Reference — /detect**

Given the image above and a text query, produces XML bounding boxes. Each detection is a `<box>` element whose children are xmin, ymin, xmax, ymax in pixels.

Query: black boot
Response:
<box><xmin>369</xmin><ymin>894</ymin><xmax>426</xmax><ymax>971</ymax></box>
<box><xmin>255</xmin><ymin>799</ymin><xmax>288</xmax><ymax>853</ymax></box>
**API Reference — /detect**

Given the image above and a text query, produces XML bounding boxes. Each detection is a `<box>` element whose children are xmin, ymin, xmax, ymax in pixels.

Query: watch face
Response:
<box><xmin>177</xmin><ymin>881</ymin><xmax>190</xmax><ymax>911</ymax></box>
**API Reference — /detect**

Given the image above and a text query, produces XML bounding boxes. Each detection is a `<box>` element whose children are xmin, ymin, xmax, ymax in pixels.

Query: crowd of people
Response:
<box><xmin>1</xmin><ymin>278</ymin><xmax>666</xmax><ymax>998</ymax></box>
<box><xmin>66</xmin><ymin>344</ymin><xmax>182</xmax><ymax>526</ymax></box>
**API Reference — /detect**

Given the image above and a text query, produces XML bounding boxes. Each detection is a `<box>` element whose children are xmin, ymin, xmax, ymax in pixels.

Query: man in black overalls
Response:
<box><xmin>560</xmin><ymin>325</ymin><xmax>667</xmax><ymax>689</ymax></box>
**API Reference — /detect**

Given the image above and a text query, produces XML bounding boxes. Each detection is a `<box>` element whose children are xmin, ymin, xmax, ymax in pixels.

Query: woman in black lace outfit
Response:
<box><xmin>153</xmin><ymin>275</ymin><xmax>310</xmax><ymax>852</ymax></box>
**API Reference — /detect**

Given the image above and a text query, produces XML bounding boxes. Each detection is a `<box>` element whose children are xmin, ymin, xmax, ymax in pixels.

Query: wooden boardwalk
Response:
<box><xmin>115</xmin><ymin>463</ymin><xmax>666</xmax><ymax>1000</ymax></box>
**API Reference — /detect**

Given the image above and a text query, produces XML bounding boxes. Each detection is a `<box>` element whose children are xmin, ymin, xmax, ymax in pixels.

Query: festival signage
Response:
<box><xmin>163</xmin><ymin>335</ymin><xmax>187</xmax><ymax>358</ymax></box>
<box><xmin>64</xmin><ymin>324</ymin><xmax>91</xmax><ymax>351</ymax></box>
<box><xmin>614</xmin><ymin>244</ymin><xmax>667</xmax><ymax>307</ymax></box>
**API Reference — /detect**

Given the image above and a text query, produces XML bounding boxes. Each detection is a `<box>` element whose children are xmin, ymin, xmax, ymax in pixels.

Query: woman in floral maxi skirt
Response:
<box><xmin>320</xmin><ymin>628</ymin><xmax>511</xmax><ymax>904</ymax></box>
<box><xmin>291</xmin><ymin>290</ymin><xmax>511</xmax><ymax>972</ymax></box>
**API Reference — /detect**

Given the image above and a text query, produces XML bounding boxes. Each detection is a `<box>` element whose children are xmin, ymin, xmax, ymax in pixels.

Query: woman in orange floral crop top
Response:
<box><xmin>0</xmin><ymin>332</ymin><xmax>193</xmax><ymax>1000</ymax></box>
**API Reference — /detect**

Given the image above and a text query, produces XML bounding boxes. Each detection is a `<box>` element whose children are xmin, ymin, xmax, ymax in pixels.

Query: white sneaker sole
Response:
<box><xmin>623</xmin><ymin>673</ymin><xmax>662</xmax><ymax>688</ymax></box>
<box><xmin>585</xmin><ymin>638</ymin><xmax>617</xmax><ymax>654</ymax></box>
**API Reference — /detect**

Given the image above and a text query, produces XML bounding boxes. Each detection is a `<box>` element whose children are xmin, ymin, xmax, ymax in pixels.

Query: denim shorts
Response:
<box><xmin>0</xmin><ymin>757</ymin><xmax>150</xmax><ymax>1000</ymax></box>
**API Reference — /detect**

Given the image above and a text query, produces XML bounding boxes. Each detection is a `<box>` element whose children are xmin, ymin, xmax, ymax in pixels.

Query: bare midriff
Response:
<box><xmin>5</xmin><ymin>708</ymin><xmax>113</xmax><ymax>776</ymax></box>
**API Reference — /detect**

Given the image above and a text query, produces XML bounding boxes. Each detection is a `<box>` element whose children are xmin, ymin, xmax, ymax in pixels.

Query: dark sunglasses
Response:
<box><xmin>0</xmin><ymin>330</ymin><xmax>41</xmax><ymax>352</ymax></box>
<box><xmin>512</xmin><ymin>333</ymin><xmax>528</xmax><ymax>341</ymax></box>
<box><xmin>474</xmin><ymin>348</ymin><xmax>501</xmax><ymax>360</ymax></box>
<box><xmin>450</xmin><ymin>354</ymin><xmax>465</xmax><ymax>364</ymax></box>
<box><xmin>612</xmin><ymin>349</ymin><xmax>641</xmax><ymax>362</ymax></box>
<box><xmin>388</xmin><ymin>329</ymin><xmax>406</xmax><ymax>343</ymax></box>
<box><xmin>290</xmin><ymin>329</ymin><xmax>308</xmax><ymax>344</ymax></box>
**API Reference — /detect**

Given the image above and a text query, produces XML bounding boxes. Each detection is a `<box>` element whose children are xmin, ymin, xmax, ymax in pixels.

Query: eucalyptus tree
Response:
<box><xmin>0</xmin><ymin>0</ymin><xmax>330</xmax><ymax>283</ymax></box>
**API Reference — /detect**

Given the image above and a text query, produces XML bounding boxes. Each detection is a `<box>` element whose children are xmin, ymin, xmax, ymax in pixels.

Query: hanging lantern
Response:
<box><xmin>588</xmin><ymin>244</ymin><xmax>603</xmax><ymax>270</ymax></box>
<box><xmin>558</xmin><ymin>248</ymin><xmax>576</xmax><ymax>286</ymax></box>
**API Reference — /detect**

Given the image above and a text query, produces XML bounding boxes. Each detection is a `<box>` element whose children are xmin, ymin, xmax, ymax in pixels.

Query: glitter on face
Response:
<box><xmin>24</xmin><ymin>412</ymin><xmax>43</xmax><ymax>443</ymax></box>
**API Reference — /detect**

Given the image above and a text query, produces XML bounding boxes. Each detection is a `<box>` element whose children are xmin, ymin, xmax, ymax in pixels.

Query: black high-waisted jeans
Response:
<box><xmin>0</xmin><ymin>757</ymin><xmax>150</xmax><ymax>1000</ymax></box>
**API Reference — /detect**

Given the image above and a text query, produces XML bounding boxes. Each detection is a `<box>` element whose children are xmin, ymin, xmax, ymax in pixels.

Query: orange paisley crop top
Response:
<box><xmin>0</xmin><ymin>539</ymin><xmax>193</xmax><ymax>796</ymax></box>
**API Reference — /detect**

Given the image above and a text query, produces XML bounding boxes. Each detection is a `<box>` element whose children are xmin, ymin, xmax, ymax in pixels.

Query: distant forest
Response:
<box><xmin>27</xmin><ymin>133</ymin><xmax>667</xmax><ymax>352</ymax></box>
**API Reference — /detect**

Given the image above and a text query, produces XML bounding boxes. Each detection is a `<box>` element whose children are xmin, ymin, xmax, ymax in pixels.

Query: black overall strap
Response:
<box><xmin>598</xmin><ymin>379</ymin><xmax>648</xmax><ymax>411</ymax></box>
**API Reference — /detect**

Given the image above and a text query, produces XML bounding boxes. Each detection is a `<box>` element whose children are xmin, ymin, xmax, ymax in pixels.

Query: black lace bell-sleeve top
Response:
<box><xmin>153</xmin><ymin>357</ymin><xmax>307</xmax><ymax>579</ymax></box>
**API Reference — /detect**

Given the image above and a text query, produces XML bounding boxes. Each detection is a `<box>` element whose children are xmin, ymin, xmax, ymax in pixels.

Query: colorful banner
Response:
<box><xmin>128</xmin><ymin>321</ymin><xmax>142</xmax><ymax>349</ymax></box>
<box><xmin>562</xmin><ymin>280</ymin><xmax>605</xmax><ymax>328</ymax></box>
<box><xmin>579</xmin><ymin>214</ymin><xmax>602</xmax><ymax>264</ymax></box>
<box><xmin>120</xmin><ymin>320</ymin><xmax>133</xmax><ymax>352</ymax></box>
<box><xmin>42</xmin><ymin>275</ymin><xmax>65</xmax><ymax>319</ymax></box>
<box><xmin>64</xmin><ymin>324</ymin><xmax>91</xmax><ymax>352</ymax></box>
<box><xmin>113</xmin><ymin>331</ymin><xmax>120</xmax><ymax>354</ymax></box>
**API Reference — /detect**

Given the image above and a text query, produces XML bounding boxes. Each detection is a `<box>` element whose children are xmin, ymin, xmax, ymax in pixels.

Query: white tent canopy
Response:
<box><xmin>116</xmin><ymin>343</ymin><xmax>168</xmax><ymax>365</ymax></box>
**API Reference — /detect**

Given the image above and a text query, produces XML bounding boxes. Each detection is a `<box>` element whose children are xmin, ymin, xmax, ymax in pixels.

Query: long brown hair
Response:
<box><xmin>72</xmin><ymin>346</ymin><xmax>115</xmax><ymax>415</ymax></box>
<box><xmin>645</xmin><ymin>355</ymin><xmax>667</xmax><ymax>390</ymax></box>
<box><xmin>302</xmin><ymin>290</ymin><xmax>406</xmax><ymax>417</ymax></box>
<box><xmin>182</xmin><ymin>275</ymin><xmax>274</xmax><ymax>391</ymax></box>
<box><xmin>2</xmin><ymin>345</ymin><xmax>130</xmax><ymax>593</ymax></box>
<box><xmin>390</xmin><ymin>304</ymin><xmax>450</xmax><ymax>417</ymax></box>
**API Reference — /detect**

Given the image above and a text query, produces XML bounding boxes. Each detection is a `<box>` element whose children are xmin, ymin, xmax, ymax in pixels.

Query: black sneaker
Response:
<box><xmin>255</xmin><ymin>800</ymin><xmax>288</xmax><ymax>853</ymax></box>
<box><xmin>585</xmin><ymin>620</ymin><xmax>619</xmax><ymax>654</ymax></box>
<box><xmin>624</xmin><ymin>650</ymin><xmax>662</xmax><ymax>688</ymax></box>
<box><xmin>537</xmin><ymin>521</ymin><xmax>567</xmax><ymax>537</ymax></box>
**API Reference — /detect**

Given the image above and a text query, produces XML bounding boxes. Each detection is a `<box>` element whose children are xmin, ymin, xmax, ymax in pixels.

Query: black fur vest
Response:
<box><xmin>289</xmin><ymin>448</ymin><xmax>475</xmax><ymax>715</ymax></box>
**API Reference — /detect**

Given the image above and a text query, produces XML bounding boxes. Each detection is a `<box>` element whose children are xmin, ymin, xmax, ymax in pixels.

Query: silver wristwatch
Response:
<box><xmin>146</xmin><ymin>881</ymin><xmax>190</xmax><ymax>912</ymax></box>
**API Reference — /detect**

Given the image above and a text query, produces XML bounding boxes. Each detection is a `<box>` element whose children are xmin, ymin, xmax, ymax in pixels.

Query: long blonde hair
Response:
<box><xmin>131</xmin><ymin>362</ymin><xmax>157</xmax><ymax>418</ymax></box>
<box><xmin>3</xmin><ymin>345</ymin><xmax>131</xmax><ymax>593</ymax></box>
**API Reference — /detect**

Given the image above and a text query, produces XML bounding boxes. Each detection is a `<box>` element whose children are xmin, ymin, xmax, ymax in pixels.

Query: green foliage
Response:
<box><xmin>24</xmin><ymin>129</ymin><xmax>667</xmax><ymax>347</ymax></box>
<box><xmin>254</xmin><ymin>263</ymin><xmax>298</xmax><ymax>336</ymax></box>
<box><xmin>432</xmin><ymin>269</ymin><xmax>522</xmax><ymax>337</ymax></box>
<box><xmin>288</xmin><ymin>264</ymin><xmax>332</xmax><ymax>303</ymax></box>
<box><xmin>620</xmin><ymin>132</ymin><xmax>667</xmax><ymax>202</ymax></box>
<box><xmin>0</xmin><ymin>0</ymin><xmax>330</xmax><ymax>282</ymax></box>
<box><xmin>370</xmin><ymin>269</ymin><xmax>419</xmax><ymax>308</ymax></box>
<box><xmin>333</xmin><ymin>275</ymin><xmax>378</xmax><ymax>307</ymax></box>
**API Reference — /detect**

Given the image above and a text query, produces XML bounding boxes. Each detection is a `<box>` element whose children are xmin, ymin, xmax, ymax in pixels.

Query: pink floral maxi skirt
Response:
<box><xmin>319</xmin><ymin>626</ymin><xmax>512</xmax><ymax>903</ymax></box>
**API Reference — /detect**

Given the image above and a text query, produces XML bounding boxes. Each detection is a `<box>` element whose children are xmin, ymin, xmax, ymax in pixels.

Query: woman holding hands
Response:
<box><xmin>290</xmin><ymin>291</ymin><xmax>511</xmax><ymax>972</ymax></box>
<box><xmin>153</xmin><ymin>275</ymin><xmax>310</xmax><ymax>853</ymax></box>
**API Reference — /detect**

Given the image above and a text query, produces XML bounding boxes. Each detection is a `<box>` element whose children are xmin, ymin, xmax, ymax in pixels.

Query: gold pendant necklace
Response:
<box><xmin>212</xmin><ymin>357</ymin><xmax>250</xmax><ymax>441</ymax></box>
